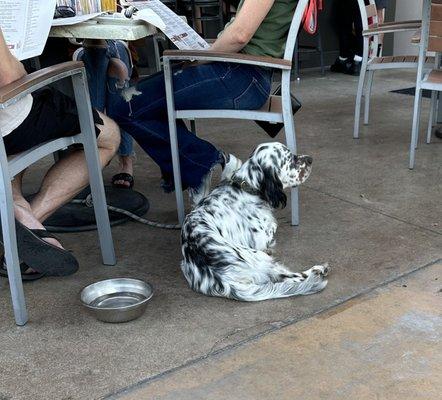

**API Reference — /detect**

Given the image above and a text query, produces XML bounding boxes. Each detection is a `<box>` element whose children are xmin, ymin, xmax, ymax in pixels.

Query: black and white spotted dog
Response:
<box><xmin>181</xmin><ymin>142</ymin><xmax>330</xmax><ymax>301</ymax></box>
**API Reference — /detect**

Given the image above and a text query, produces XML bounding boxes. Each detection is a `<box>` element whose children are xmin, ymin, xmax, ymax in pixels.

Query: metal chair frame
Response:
<box><xmin>354</xmin><ymin>0</ymin><xmax>424</xmax><ymax>139</ymax></box>
<box><xmin>409</xmin><ymin>0</ymin><xmax>442</xmax><ymax>169</ymax></box>
<box><xmin>163</xmin><ymin>0</ymin><xmax>310</xmax><ymax>227</ymax></box>
<box><xmin>0</xmin><ymin>61</ymin><xmax>116</xmax><ymax>326</ymax></box>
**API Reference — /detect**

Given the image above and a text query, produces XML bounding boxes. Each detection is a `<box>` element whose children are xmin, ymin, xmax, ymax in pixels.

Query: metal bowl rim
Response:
<box><xmin>80</xmin><ymin>277</ymin><xmax>154</xmax><ymax>311</ymax></box>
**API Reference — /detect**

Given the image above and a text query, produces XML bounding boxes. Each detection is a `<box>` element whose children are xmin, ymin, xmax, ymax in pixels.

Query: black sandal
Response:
<box><xmin>0</xmin><ymin>257</ymin><xmax>45</xmax><ymax>281</ymax></box>
<box><xmin>0</xmin><ymin>220</ymin><xmax>79</xmax><ymax>277</ymax></box>
<box><xmin>112</xmin><ymin>173</ymin><xmax>134</xmax><ymax>189</ymax></box>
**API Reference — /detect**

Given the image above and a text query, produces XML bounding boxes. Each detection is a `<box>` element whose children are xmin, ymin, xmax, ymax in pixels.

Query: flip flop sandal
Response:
<box><xmin>0</xmin><ymin>220</ymin><xmax>79</xmax><ymax>277</ymax></box>
<box><xmin>111</xmin><ymin>173</ymin><xmax>134</xmax><ymax>189</ymax></box>
<box><xmin>0</xmin><ymin>257</ymin><xmax>44</xmax><ymax>281</ymax></box>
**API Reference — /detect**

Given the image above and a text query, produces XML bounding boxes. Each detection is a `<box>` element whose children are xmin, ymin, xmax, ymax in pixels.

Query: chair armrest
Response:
<box><xmin>411</xmin><ymin>29</ymin><xmax>421</xmax><ymax>44</ymax></box>
<box><xmin>0</xmin><ymin>61</ymin><xmax>84</xmax><ymax>105</ymax></box>
<box><xmin>363</xmin><ymin>20</ymin><xmax>422</xmax><ymax>36</ymax></box>
<box><xmin>162</xmin><ymin>50</ymin><xmax>292</xmax><ymax>70</ymax></box>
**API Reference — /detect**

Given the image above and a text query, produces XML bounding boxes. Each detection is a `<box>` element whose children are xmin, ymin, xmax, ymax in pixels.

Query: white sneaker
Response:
<box><xmin>221</xmin><ymin>153</ymin><xmax>242</xmax><ymax>181</ymax></box>
<box><xmin>188</xmin><ymin>169</ymin><xmax>213</xmax><ymax>207</ymax></box>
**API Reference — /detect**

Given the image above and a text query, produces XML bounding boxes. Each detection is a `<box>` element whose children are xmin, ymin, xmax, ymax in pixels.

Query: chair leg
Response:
<box><xmin>427</xmin><ymin>90</ymin><xmax>437</xmax><ymax>144</ymax></box>
<box><xmin>409</xmin><ymin>87</ymin><xmax>423</xmax><ymax>169</ymax></box>
<box><xmin>72</xmin><ymin>72</ymin><xmax>116</xmax><ymax>265</ymax></box>
<box><xmin>1</xmin><ymin>209</ymin><xmax>28</xmax><ymax>326</ymax></box>
<box><xmin>164</xmin><ymin>60</ymin><xmax>185</xmax><ymax>225</ymax></box>
<box><xmin>0</xmin><ymin>144</ymin><xmax>27</xmax><ymax>325</ymax></box>
<box><xmin>354</xmin><ymin>38</ymin><xmax>369</xmax><ymax>139</ymax></box>
<box><xmin>294</xmin><ymin>38</ymin><xmax>300</xmax><ymax>80</ymax></box>
<box><xmin>317</xmin><ymin>30</ymin><xmax>325</xmax><ymax>76</ymax></box>
<box><xmin>281</xmin><ymin>71</ymin><xmax>299</xmax><ymax>226</ymax></box>
<box><xmin>364</xmin><ymin>70</ymin><xmax>375</xmax><ymax>125</ymax></box>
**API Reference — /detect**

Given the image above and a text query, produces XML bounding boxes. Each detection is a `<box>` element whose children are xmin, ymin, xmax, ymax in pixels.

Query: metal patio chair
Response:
<box><xmin>163</xmin><ymin>0</ymin><xmax>310</xmax><ymax>227</ymax></box>
<box><xmin>354</xmin><ymin>0</ymin><xmax>424</xmax><ymax>139</ymax></box>
<box><xmin>409</xmin><ymin>0</ymin><xmax>442</xmax><ymax>169</ymax></box>
<box><xmin>0</xmin><ymin>61</ymin><xmax>116</xmax><ymax>326</ymax></box>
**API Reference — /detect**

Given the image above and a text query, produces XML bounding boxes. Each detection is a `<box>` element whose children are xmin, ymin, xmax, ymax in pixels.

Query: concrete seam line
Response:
<box><xmin>102</xmin><ymin>257</ymin><xmax>442</xmax><ymax>400</ymax></box>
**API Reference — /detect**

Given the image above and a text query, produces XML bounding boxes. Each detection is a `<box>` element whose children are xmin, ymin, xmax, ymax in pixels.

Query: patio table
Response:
<box><xmin>415</xmin><ymin>0</ymin><xmax>442</xmax><ymax>135</ymax></box>
<box><xmin>49</xmin><ymin>15</ymin><xmax>158</xmax><ymax>41</ymax></box>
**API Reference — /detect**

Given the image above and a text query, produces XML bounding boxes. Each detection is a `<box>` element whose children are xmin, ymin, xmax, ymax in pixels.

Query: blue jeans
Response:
<box><xmin>106</xmin><ymin>62</ymin><xmax>272</xmax><ymax>191</ymax></box>
<box><xmin>80</xmin><ymin>41</ymin><xmax>134</xmax><ymax>157</ymax></box>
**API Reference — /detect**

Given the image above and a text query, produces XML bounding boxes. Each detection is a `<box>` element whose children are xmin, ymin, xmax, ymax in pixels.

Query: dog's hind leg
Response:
<box><xmin>228</xmin><ymin>262</ymin><xmax>330</xmax><ymax>302</ymax></box>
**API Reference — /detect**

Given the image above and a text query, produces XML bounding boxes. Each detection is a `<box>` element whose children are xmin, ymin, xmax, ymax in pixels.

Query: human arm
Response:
<box><xmin>209</xmin><ymin>0</ymin><xmax>275</xmax><ymax>53</ymax></box>
<box><xmin>0</xmin><ymin>28</ymin><xmax>27</xmax><ymax>88</ymax></box>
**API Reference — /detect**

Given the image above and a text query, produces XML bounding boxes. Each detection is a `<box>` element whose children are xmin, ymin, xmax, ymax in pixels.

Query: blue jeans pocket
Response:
<box><xmin>233</xmin><ymin>77</ymin><xmax>270</xmax><ymax>110</ymax></box>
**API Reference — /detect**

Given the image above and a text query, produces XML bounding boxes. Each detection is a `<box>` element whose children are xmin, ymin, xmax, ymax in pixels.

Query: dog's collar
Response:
<box><xmin>229</xmin><ymin>177</ymin><xmax>260</xmax><ymax>196</ymax></box>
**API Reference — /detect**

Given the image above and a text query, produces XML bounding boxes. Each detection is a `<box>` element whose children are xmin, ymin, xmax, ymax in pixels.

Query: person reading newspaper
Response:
<box><xmin>104</xmin><ymin>0</ymin><xmax>294</xmax><ymax>202</ymax></box>
<box><xmin>0</xmin><ymin>28</ymin><xmax>120</xmax><ymax>281</ymax></box>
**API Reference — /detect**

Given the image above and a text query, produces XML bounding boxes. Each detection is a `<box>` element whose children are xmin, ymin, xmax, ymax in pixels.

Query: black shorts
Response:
<box><xmin>4</xmin><ymin>88</ymin><xmax>103</xmax><ymax>155</ymax></box>
<box><xmin>375</xmin><ymin>0</ymin><xmax>388</xmax><ymax>10</ymax></box>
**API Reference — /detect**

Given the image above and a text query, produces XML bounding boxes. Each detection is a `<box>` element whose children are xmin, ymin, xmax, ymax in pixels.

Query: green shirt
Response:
<box><xmin>224</xmin><ymin>0</ymin><xmax>297</xmax><ymax>59</ymax></box>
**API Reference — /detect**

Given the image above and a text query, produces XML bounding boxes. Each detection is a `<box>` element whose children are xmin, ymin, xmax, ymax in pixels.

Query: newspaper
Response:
<box><xmin>0</xmin><ymin>0</ymin><xmax>56</xmax><ymax>60</ymax></box>
<box><xmin>131</xmin><ymin>0</ymin><xmax>210</xmax><ymax>50</ymax></box>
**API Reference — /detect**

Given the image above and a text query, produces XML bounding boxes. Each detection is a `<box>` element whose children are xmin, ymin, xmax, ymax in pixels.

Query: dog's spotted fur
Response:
<box><xmin>181</xmin><ymin>142</ymin><xmax>330</xmax><ymax>301</ymax></box>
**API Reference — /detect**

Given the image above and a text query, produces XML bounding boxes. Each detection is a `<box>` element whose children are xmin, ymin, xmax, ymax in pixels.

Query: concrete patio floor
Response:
<box><xmin>0</xmin><ymin>70</ymin><xmax>441</xmax><ymax>400</ymax></box>
<box><xmin>118</xmin><ymin>262</ymin><xmax>442</xmax><ymax>400</ymax></box>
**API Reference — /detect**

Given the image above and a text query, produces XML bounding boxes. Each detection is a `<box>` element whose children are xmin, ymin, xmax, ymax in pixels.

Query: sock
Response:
<box><xmin>354</xmin><ymin>55</ymin><xmax>363</xmax><ymax>62</ymax></box>
<box><xmin>339</xmin><ymin>56</ymin><xmax>348</xmax><ymax>61</ymax></box>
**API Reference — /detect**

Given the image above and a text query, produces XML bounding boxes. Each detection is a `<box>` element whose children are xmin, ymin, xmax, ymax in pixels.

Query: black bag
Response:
<box><xmin>255</xmin><ymin>84</ymin><xmax>302</xmax><ymax>138</ymax></box>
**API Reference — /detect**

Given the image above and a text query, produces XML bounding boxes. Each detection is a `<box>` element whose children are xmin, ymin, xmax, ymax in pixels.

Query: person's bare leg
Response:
<box><xmin>11</xmin><ymin>171</ymin><xmax>56</xmax><ymax>273</ymax></box>
<box><xmin>30</xmin><ymin>113</ymin><xmax>120</xmax><ymax>224</ymax></box>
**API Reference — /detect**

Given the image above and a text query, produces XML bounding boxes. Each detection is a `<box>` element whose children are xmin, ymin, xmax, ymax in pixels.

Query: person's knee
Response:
<box><xmin>96</xmin><ymin>112</ymin><xmax>121</xmax><ymax>155</ymax></box>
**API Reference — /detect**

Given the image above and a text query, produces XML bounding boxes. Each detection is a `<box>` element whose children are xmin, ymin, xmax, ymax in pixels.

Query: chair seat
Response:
<box><xmin>368</xmin><ymin>55</ymin><xmax>435</xmax><ymax>70</ymax></box>
<box><xmin>422</xmin><ymin>69</ymin><xmax>442</xmax><ymax>89</ymax></box>
<box><xmin>176</xmin><ymin>95</ymin><xmax>284</xmax><ymax>123</ymax></box>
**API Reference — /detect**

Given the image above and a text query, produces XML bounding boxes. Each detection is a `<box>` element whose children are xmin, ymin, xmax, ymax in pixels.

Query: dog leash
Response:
<box><xmin>71</xmin><ymin>195</ymin><xmax>181</xmax><ymax>230</ymax></box>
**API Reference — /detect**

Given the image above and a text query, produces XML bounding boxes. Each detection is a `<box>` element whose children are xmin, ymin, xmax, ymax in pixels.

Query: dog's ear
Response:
<box><xmin>259</xmin><ymin>167</ymin><xmax>287</xmax><ymax>209</ymax></box>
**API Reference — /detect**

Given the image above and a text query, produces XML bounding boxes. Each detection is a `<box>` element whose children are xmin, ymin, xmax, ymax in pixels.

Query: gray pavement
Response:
<box><xmin>118</xmin><ymin>262</ymin><xmax>442</xmax><ymax>400</ymax></box>
<box><xmin>0</xmin><ymin>69</ymin><xmax>441</xmax><ymax>400</ymax></box>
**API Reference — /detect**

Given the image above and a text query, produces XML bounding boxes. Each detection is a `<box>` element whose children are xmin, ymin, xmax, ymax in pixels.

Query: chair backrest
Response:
<box><xmin>415</xmin><ymin>1</ymin><xmax>440</xmax><ymax>82</ymax></box>
<box><xmin>356</xmin><ymin>0</ymin><xmax>379</xmax><ymax>31</ymax></box>
<box><xmin>428</xmin><ymin>1</ymin><xmax>442</xmax><ymax>52</ymax></box>
<box><xmin>356</xmin><ymin>0</ymin><xmax>380</xmax><ymax>57</ymax></box>
<box><xmin>283</xmin><ymin>0</ymin><xmax>312</xmax><ymax>62</ymax></box>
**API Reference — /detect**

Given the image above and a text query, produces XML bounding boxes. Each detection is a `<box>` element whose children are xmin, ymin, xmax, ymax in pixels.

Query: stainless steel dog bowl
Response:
<box><xmin>80</xmin><ymin>278</ymin><xmax>153</xmax><ymax>323</ymax></box>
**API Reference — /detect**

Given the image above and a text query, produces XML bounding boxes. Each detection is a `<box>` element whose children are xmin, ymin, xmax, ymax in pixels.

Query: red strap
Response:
<box><xmin>302</xmin><ymin>0</ymin><xmax>323</xmax><ymax>35</ymax></box>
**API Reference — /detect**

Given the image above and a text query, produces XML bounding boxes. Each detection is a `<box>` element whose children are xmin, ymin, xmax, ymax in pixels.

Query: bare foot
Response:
<box><xmin>113</xmin><ymin>155</ymin><xmax>134</xmax><ymax>187</ymax></box>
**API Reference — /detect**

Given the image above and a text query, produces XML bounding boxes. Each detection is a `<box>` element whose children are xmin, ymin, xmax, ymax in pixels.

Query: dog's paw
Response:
<box><xmin>312</xmin><ymin>263</ymin><xmax>330</xmax><ymax>277</ymax></box>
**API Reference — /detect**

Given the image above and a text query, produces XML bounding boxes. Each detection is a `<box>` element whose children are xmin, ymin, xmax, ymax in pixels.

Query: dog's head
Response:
<box><xmin>238</xmin><ymin>142</ymin><xmax>312</xmax><ymax>209</ymax></box>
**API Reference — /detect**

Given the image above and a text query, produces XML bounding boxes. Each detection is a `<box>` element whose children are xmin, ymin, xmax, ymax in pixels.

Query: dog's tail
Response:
<box><xmin>181</xmin><ymin>244</ymin><xmax>329</xmax><ymax>302</ymax></box>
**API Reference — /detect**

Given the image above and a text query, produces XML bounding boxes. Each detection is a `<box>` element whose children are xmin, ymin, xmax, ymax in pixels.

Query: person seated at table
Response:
<box><xmin>0</xmin><ymin>28</ymin><xmax>120</xmax><ymax>281</ymax></box>
<box><xmin>104</xmin><ymin>0</ymin><xmax>293</xmax><ymax>203</ymax></box>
